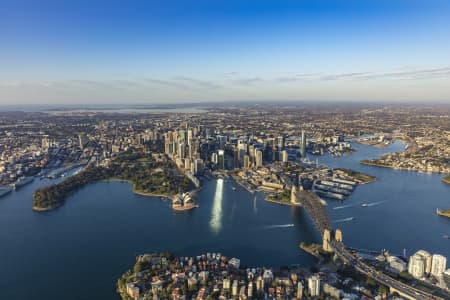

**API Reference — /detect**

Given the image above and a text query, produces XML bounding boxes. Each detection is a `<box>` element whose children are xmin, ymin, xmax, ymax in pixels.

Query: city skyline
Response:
<box><xmin>1</xmin><ymin>0</ymin><xmax>450</xmax><ymax>104</ymax></box>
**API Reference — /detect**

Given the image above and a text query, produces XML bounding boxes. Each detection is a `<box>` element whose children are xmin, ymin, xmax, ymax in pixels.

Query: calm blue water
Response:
<box><xmin>0</xmin><ymin>142</ymin><xmax>449</xmax><ymax>299</ymax></box>
<box><xmin>318</xmin><ymin>141</ymin><xmax>450</xmax><ymax>257</ymax></box>
<box><xmin>0</xmin><ymin>175</ymin><xmax>318</xmax><ymax>299</ymax></box>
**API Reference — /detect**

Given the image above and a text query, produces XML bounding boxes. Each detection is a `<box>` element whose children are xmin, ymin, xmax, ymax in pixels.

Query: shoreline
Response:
<box><xmin>359</xmin><ymin>138</ymin><xmax>450</xmax><ymax>178</ymax></box>
<box><xmin>107</xmin><ymin>178</ymin><xmax>202</xmax><ymax>211</ymax></box>
<box><xmin>442</xmin><ymin>176</ymin><xmax>450</xmax><ymax>185</ymax></box>
<box><xmin>32</xmin><ymin>202</ymin><xmax>62</xmax><ymax>212</ymax></box>
<box><xmin>173</xmin><ymin>203</ymin><xmax>199</xmax><ymax>211</ymax></box>
<box><xmin>106</xmin><ymin>178</ymin><xmax>176</xmax><ymax>200</ymax></box>
<box><xmin>360</xmin><ymin>160</ymin><xmax>449</xmax><ymax>175</ymax></box>
<box><xmin>264</xmin><ymin>197</ymin><xmax>302</xmax><ymax>207</ymax></box>
<box><xmin>33</xmin><ymin>177</ymin><xmax>198</xmax><ymax>212</ymax></box>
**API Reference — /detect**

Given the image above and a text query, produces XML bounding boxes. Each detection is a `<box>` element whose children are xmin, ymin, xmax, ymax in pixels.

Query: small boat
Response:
<box><xmin>232</xmin><ymin>187</ymin><xmax>237</xmax><ymax>191</ymax></box>
<box><xmin>361</xmin><ymin>203</ymin><xmax>368</xmax><ymax>207</ymax></box>
<box><xmin>443</xmin><ymin>235</ymin><xmax>449</xmax><ymax>239</ymax></box>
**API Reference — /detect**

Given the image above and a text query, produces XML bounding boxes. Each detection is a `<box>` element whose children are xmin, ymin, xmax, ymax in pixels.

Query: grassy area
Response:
<box><xmin>266</xmin><ymin>189</ymin><xmax>291</xmax><ymax>203</ymax></box>
<box><xmin>33</xmin><ymin>150</ymin><xmax>194</xmax><ymax>211</ymax></box>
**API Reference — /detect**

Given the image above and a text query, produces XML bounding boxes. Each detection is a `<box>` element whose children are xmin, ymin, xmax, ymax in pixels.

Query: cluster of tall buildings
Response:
<box><xmin>163</xmin><ymin>124</ymin><xmax>308</xmax><ymax>173</ymax></box>
<box><xmin>408</xmin><ymin>250</ymin><xmax>447</xmax><ymax>280</ymax></box>
<box><xmin>163</xmin><ymin>126</ymin><xmax>204</xmax><ymax>175</ymax></box>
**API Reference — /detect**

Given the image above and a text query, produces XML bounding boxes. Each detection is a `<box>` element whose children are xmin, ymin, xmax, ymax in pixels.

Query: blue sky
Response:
<box><xmin>1</xmin><ymin>0</ymin><xmax>450</xmax><ymax>104</ymax></box>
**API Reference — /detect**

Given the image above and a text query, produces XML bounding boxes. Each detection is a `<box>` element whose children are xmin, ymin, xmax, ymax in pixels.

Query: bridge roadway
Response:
<box><xmin>331</xmin><ymin>240</ymin><xmax>445</xmax><ymax>300</ymax></box>
<box><xmin>297</xmin><ymin>191</ymin><xmax>332</xmax><ymax>235</ymax></box>
<box><xmin>297</xmin><ymin>191</ymin><xmax>447</xmax><ymax>300</ymax></box>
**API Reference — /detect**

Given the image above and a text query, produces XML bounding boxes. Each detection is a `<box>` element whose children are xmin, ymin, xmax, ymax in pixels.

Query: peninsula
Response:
<box><xmin>437</xmin><ymin>209</ymin><xmax>450</xmax><ymax>218</ymax></box>
<box><xmin>443</xmin><ymin>175</ymin><xmax>450</xmax><ymax>185</ymax></box>
<box><xmin>360</xmin><ymin>136</ymin><xmax>450</xmax><ymax>176</ymax></box>
<box><xmin>32</xmin><ymin>151</ymin><xmax>194</xmax><ymax>211</ymax></box>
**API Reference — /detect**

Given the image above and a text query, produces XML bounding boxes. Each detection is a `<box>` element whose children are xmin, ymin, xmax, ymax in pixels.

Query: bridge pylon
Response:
<box><xmin>291</xmin><ymin>185</ymin><xmax>297</xmax><ymax>204</ymax></box>
<box><xmin>335</xmin><ymin>229</ymin><xmax>342</xmax><ymax>243</ymax></box>
<box><xmin>323</xmin><ymin>229</ymin><xmax>333</xmax><ymax>252</ymax></box>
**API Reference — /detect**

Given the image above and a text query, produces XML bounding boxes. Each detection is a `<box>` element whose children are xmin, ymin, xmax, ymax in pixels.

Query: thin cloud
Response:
<box><xmin>173</xmin><ymin>76</ymin><xmax>222</xmax><ymax>89</ymax></box>
<box><xmin>358</xmin><ymin>67</ymin><xmax>450</xmax><ymax>80</ymax></box>
<box><xmin>319</xmin><ymin>72</ymin><xmax>372</xmax><ymax>81</ymax></box>
<box><xmin>1</xmin><ymin>67</ymin><xmax>449</xmax><ymax>94</ymax></box>
<box><xmin>275</xmin><ymin>73</ymin><xmax>322</xmax><ymax>83</ymax></box>
<box><xmin>233</xmin><ymin>77</ymin><xmax>265</xmax><ymax>86</ymax></box>
<box><xmin>141</xmin><ymin>78</ymin><xmax>189</xmax><ymax>90</ymax></box>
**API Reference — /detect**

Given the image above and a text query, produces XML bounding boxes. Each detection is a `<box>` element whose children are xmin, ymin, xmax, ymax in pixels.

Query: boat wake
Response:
<box><xmin>260</xmin><ymin>224</ymin><xmax>295</xmax><ymax>230</ymax></box>
<box><xmin>333</xmin><ymin>204</ymin><xmax>357</xmax><ymax>210</ymax></box>
<box><xmin>333</xmin><ymin>200</ymin><xmax>387</xmax><ymax>210</ymax></box>
<box><xmin>332</xmin><ymin>217</ymin><xmax>355</xmax><ymax>223</ymax></box>
<box><xmin>366</xmin><ymin>200</ymin><xmax>386</xmax><ymax>207</ymax></box>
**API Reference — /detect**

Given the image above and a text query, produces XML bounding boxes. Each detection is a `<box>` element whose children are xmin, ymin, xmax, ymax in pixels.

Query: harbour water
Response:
<box><xmin>320</xmin><ymin>141</ymin><xmax>450</xmax><ymax>257</ymax></box>
<box><xmin>0</xmin><ymin>142</ymin><xmax>449</xmax><ymax>299</ymax></box>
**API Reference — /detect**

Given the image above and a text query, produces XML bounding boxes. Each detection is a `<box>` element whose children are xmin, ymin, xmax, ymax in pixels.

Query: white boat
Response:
<box><xmin>361</xmin><ymin>203</ymin><xmax>368</xmax><ymax>207</ymax></box>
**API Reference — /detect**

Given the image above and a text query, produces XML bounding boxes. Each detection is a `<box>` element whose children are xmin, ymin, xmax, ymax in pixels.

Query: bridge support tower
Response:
<box><xmin>291</xmin><ymin>186</ymin><xmax>297</xmax><ymax>204</ymax></box>
<box><xmin>335</xmin><ymin>229</ymin><xmax>342</xmax><ymax>243</ymax></box>
<box><xmin>323</xmin><ymin>229</ymin><xmax>333</xmax><ymax>252</ymax></box>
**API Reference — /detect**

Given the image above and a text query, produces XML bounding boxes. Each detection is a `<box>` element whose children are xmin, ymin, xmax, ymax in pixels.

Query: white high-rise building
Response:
<box><xmin>222</xmin><ymin>278</ymin><xmax>230</xmax><ymax>290</ymax></box>
<box><xmin>255</xmin><ymin>150</ymin><xmax>263</xmax><ymax>167</ymax></box>
<box><xmin>297</xmin><ymin>281</ymin><xmax>303</xmax><ymax>299</ymax></box>
<box><xmin>416</xmin><ymin>250</ymin><xmax>432</xmax><ymax>274</ymax></box>
<box><xmin>231</xmin><ymin>280</ymin><xmax>238</xmax><ymax>297</ymax></box>
<box><xmin>282</xmin><ymin>150</ymin><xmax>288</xmax><ymax>163</ymax></box>
<box><xmin>307</xmin><ymin>275</ymin><xmax>320</xmax><ymax>297</ymax></box>
<box><xmin>247</xmin><ymin>282</ymin><xmax>253</xmax><ymax>298</ymax></box>
<box><xmin>431</xmin><ymin>254</ymin><xmax>447</xmax><ymax>278</ymax></box>
<box><xmin>408</xmin><ymin>253</ymin><xmax>426</xmax><ymax>279</ymax></box>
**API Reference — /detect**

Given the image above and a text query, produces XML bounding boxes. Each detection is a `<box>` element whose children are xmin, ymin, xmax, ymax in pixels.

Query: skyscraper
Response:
<box><xmin>255</xmin><ymin>150</ymin><xmax>263</xmax><ymax>167</ymax></box>
<box><xmin>282</xmin><ymin>150</ymin><xmax>288</xmax><ymax>163</ymax></box>
<box><xmin>416</xmin><ymin>250</ymin><xmax>432</xmax><ymax>274</ymax></box>
<box><xmin>243</xmin><ymin>155</ymin><xmax>250</xmax><ymax>169</ymax></box>
<box><xmin>300</xmin><ymin>130</ymin><xmax>306</xmax><ymax>158</ymax></box>
<box><xmin>308</xmin><ymin>275</ymin><xmax>320</xmax><ymax>297</ymax></box>
<box><xmin>233</xmin><ymin>147</ymin><xmax>240</xmax><ymax>169</ymax></box>
<box><xmin>408</xmin><ymin>253</ymin><xmax>426</xmax><ymax>279</ymax></box>
<box><xmin>431</xmin><ymin>254</ymin><xmax>447</xmax><ymax>278</ymax></box>
<box><xmin>277</xmin><ymin>135</ymin><xmax>284</xmax><ymax>150</ymax></box>
<box><xmin>217</xmin><ymin>150</ymin><xmax>225</xmax><ymax>169</ymax></box>
<box><xmin>297</xmin><ymin>281</ymin><xmax>303</xmax><ymax>299</ymax></box>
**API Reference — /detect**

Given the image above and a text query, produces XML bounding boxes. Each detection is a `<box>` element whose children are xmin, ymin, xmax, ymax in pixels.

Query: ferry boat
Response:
<box><xmin>0</xmin><ymin>187</ymin><xmax>12</xmax><ymax>198</ymax></box>
<box><xmin>11</xmin><ymin>177</ymin><xmax>34</xmax><ymax>190</ymax></box>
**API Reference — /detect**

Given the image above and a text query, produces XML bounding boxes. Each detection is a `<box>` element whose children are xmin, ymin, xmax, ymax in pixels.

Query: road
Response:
<box><xmin>331</xmin><ymin>240</ymin><xmax>446</xmax><ymax>300</ymax></box>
